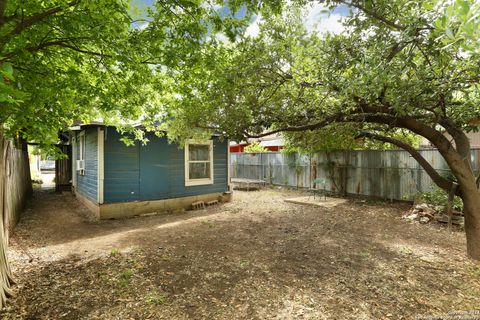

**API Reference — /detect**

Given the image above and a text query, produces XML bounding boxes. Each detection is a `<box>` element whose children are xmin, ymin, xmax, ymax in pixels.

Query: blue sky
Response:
<box><xmin>245</xmin><ymin>3</ymin><xmax>351</xmax><ymax>37</ymax></box>
<box><xmin>133</xmin><ymin>0</ymin><xmax>155</xmax><ymax>7</ymax></box>
<box><xmin>131</xmin><ymin>0</ymin><xmax>351</xmax><ymax>36</ymax></box>
<box><xmin>130</xmin><ymin>0</ymin><xmax>248</xmax><ymax>30</ymax></box>
<box><xmin>132</xmin><ymin>0</ymin><xmax>249</xmax><ymax>19</ymax></box>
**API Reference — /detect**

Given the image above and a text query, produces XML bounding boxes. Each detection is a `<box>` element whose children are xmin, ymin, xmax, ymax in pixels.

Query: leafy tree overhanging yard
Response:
<box><xmin>166</xmin><ymin>0</ymin><xmax>480</xmax><ymax>261</ymax></box>
<box><xmin>0</xmin><ymin>0</ymin><xmax>276</xmax><ymax>307</ymax></box>
<box><xmin>0</xmin><ymin>0</ymin><xmax>480</xmax><ymax>312</ymax></box>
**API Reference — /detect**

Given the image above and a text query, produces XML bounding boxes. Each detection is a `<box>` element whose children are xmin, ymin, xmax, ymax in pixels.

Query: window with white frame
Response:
<box><xmin>185</xmin><ymin>140</ymin><xmax>213</xmax><ymax>186</ymax></box>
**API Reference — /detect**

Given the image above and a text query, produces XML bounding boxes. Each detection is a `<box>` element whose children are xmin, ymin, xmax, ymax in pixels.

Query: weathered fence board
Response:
<box><xmin>3</xmin><ymin>138</ymin><xmax>33</xmax><ymax>233</ymax></box>
<box><xmin>230</xmin><ymin>149</ymin><xmax>479</xmax><ymax>201</ymax></box>
<box><xmin>0</xmin><ymin>133</ymin><xmax>32</xmax><ymax>307</ymax></box>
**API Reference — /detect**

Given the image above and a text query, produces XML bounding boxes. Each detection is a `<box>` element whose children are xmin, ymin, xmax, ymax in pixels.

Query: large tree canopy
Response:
<box><xmin>0</xmin><ymin>0</ymin><xmax>283</xmax><ymax>149</ymax></box>
<box><xmin>0</xmin><ymin>0</ymin><xmax>281</xmax><ymax>307</ymax></box>
<box><xmin>165</xmin><ymin>1</ymin><xmax>480</xmax><ymax>142</ymax></box>
<box><xmin>163</xmin><ymin>0</ymin><xmax>480</xmax><ymax>259</ymax></box>
<box><xmin>0</xmin><ymin>0</ymin><xmax>479</xmax><ymax>309</ymax></box>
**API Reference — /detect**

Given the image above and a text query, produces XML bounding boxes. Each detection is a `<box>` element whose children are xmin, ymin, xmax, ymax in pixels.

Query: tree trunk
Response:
<box><xmin>461</xmin><ymin>186</ymin><xmax>480</xmax><ymax>261</ymax></box>
<box><xmin>434</xmin><ymin>140</ymin><xmax>480</xmax><ymax>261</ymax></box>
<box><xmin>0</xmin><ymin>133</ymin><xmax>13</xmax><ymax>308</ymax></box>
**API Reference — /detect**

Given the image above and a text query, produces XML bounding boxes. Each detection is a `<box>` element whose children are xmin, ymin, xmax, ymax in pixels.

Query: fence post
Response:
<box><xmin>292</xmin><ymin>153</ymin><xmax>299</xmax><ymax>188</ymax></box>
<box><xmin>343</xmin><ymin>150</ymin><xmax>348</xmax><ymax>197</ymax></box>
<box><xmin>261</xmin><ymin>153</ymin><xmax>264</xmax><ymax>181</ymax></box>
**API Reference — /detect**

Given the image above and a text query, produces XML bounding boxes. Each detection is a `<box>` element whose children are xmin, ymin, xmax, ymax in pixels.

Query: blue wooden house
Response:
<box><xmin>70</xmin><ymin>124</ymin><xmax>231</xmax><ymax>219</ymax></box>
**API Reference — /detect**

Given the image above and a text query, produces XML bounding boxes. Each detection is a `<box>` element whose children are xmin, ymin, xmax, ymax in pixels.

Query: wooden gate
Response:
<box><xmin>55</xmin><ymin>144</ymin><xmax>72</xmax><ymax>192</ymax></box>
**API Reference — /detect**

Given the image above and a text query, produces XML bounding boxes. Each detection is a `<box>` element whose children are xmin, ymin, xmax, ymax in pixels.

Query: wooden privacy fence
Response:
<box><xmin>0</xmin><ymin>132</ymin><xmax>32</xmax><ymax>307</ymax></box>
<box><xmin>2</xmin><ymin>136</ymin><xmax>33</xmax><ymax>234</ymax></box>
<box><xmin>230</xmin><ymin>149</ymin><xmax>480</xmax><ymax>201</ymax></box>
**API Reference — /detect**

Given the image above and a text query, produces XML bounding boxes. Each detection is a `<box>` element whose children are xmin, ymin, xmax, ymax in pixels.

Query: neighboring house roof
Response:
<box><xmin>229</xmin><ymin>141</ymin><xmax>248</xmax><ymax>146</ymax></box>
<box><xmin>229</xmin><ymin>133</ymin><xmax>284</xmax><ymax>147</ymax></box>
<box><xmin>260</xmin><ymin>138</ymin><xmax>284</xmax><ymax>147</ymax></box>
<box><xmin>69</xmin><ymin>122</ymin><xmax>222</xmax><ymax>136</ymax></box>
<box><xmin>420</xmin><ymin>131</ymin><xmax>480</xmax><ymax>149</ymax></box>
<box><xmin>69</xmin><ymin>121</ymin><xmax>108</xmax><ymax>131</ymax></box>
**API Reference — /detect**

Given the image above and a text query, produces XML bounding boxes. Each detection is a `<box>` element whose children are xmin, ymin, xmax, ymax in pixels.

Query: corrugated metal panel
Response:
<box><xmin>468</xmin><ymin>132</ymin><xmax>480</xmax><ymax>148</ymax></box>
<box><xmin>231</xmin><ymin>149</ymin><xmax>479</xmax><ymax>201</ymax></box>
<box><xmin>421</xmin><ymin>132</ymin><xmax>480</xmax><ymax>148</ymax></box>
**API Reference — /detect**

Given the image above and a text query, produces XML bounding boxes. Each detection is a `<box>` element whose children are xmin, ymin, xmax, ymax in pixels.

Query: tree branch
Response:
<box><xmin>245</xmin><ymin>112</ymin><xmax>348</xmax><ymax>138</ymax></box>
<box><xmin>245</xmin><ymin>106</ymin><xmax>472</xmax><ymax>186</ymax></box>
<box><xmin>245</xmin><ymin>109</ymin><xmax>401</xmax><ymax>138</ymax></box>
<box><xmin>0</xmin><ymin>0</ymin><xmax>80</xmax><ymax>45</ymax></box>
<box><xmin>385</xmin><ymin>41</ymin><xmax>410</xmax><ymax>61</ymax></box>
<box><xmin>0</xmin><ymin>38</ymin><xmax>113</xmax><ymax>62</ymax></box>
<box><xmin>0</xmin><ymin>0</ymin><xmax>7</xmax><ymax>26</ymax></box>
<box><xmin>338</xmin><ymin>0</ymin><xmax>405</xmax><ymax>30</ymax></box>
<box><xmin>55</xmin><ymin>43</ymin><xmax>111</xmax><ymax>58</ymax></box>
<box><xmin>439</xmin><ymin>118</ymin><xmax>471</xmax><ymax>158</ymax></box>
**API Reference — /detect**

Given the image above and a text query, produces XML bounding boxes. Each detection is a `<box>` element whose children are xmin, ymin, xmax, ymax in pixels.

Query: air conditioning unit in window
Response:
<box><xmin>76</xmin><ymin>160</ymin><xmax>85</xmax><ymax>175</ymax></box>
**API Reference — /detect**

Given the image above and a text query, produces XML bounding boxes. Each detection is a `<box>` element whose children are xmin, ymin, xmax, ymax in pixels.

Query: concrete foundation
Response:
<box><xmin>74</xmin><ymin>188</ymin><xmax>100</xmax><ymax>218</ymax></box>
<box><xmin>74</xmin><ymin>190</ymin><xmax>232</xmax><ymax>219</ymax></box>
<box><xmin>284</xmin><ymin>196</ymin><xmax>347</xmax><ymax>208</ymax></box>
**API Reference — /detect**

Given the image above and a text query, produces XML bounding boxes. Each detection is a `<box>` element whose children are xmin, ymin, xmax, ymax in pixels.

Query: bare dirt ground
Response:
<box><xmin>1</xmin><ymin>188</ymin><xmax>479</xmax><ymax>319</ymax></box>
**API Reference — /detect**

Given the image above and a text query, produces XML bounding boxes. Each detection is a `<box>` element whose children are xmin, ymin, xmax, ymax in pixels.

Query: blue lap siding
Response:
<box><xmin>103</xmin><ymin>127</ymin><xmax>228</xmax><ymax>203</ymax></box>
<box><xmin>75</xmin><ymin>127</ymin><xmax>98</xmax><ymax>203</ymax></box>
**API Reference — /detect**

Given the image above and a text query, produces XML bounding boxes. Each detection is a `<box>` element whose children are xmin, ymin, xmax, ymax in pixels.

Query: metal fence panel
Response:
<box><xmin>230</xmin><ymin>149</ymin><xmax>479</xmax><ymax>201</ymax></box>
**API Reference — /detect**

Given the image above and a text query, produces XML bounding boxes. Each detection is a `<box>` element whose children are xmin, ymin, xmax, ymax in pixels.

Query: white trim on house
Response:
<box><xmin>185</xmin><ymin>139</ymin><xmax>214</xmax><ymax>186</ymax></box>
<box><xmin>227</xmin><ymin>139</ymin><xmax>231</xmax><ymax>191</ymax></box>
<box><xmin>77</xmin><ymin>131</ymin><xmax>85</xmax><ymax>176</ymax></box>
<box><xmin>72</xmin><ymin>134</ymin><xmax>77</xmax><ymax>188</ymax></box>
<box><xmin>97</xmin><ymin>127</ymin><xmax>105</xmax><ymax>204</ymax></box>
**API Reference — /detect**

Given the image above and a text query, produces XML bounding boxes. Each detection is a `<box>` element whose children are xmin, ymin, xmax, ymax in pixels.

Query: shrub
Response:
<box><xmin>244</xmin><ymin>141</ymin><xmax>267</xmax><ymax>153</ymax></box>
<box><xmin>421</xmin><ymin>187</ymin><xmax>463</xmax><ymax>212</ymax></box>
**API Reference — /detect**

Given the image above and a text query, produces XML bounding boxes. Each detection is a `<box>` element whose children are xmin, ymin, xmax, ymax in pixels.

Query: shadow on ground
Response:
<box><xmin>3</xmin><ymin>189</ymin><xmax>479</xmax><ymax>319</ymax></box>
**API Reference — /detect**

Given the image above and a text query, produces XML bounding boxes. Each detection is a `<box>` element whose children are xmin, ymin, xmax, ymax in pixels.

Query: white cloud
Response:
<box><xmin>304</xmin><ymin>3</ymin><xmax>346</xmax><ymax>35</ymax></box>
<box><xmin>137</xmin><ymin>21</ymin><xmax>150</xmax><ymax>30</ymax></box>
<box><xmin>214</xmin><ymin>32</ymin><xmax>230</xmax><ymax>43</ymax></box>
<box><xmin>243</xmin><ymin>4</ymin><xmax>346</xmax><ymax>38</ymax></box>
<box><xmin>304</xmin><ymin>3</ymin><xmax>329</xmax><ymax>29</ymax></box>
<box><xmin>244</xmin><ymin>14</ymin><xmax>263</xmax><ymax>38</ymax></box>
<box><xmin>201</xmin><ymin>1</ymin><xmax>222</xmax><ymax>11</ymax></box>
<box><xmin>314</xmin><ymin>14</ymin><xmax>345</xmax><ymax>34</ymax></box>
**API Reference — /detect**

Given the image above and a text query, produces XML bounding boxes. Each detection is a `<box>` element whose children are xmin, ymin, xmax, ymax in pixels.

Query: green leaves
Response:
<box><xmin>1</xmin><ymin>0</ymin><xmax>478</xmax><ymax>153</ymax></box>
<box><xmin>0</xmin><ymin>62</ymin><xmax>27</xmax><ymax>106</ymax></box>
<box><xmin>432</xmin><ymin>0</ymin><xmax>480</xmax><ymax>53</ymax></box>
<box><xmin>244</xmin><ymin>141</ymin><xmax>268</xmax><ymax>153</ymax></box>
<box><xmin>0</xmin><ymin>63</ymin><xmax>13</xmax><ymax>81</ymax></box>
<box><xmin>163</xmin><ymin>0</ymin><xmax>480</xmax><ymax>155</ymax></box>
<box><xmin>0</xmin><ymin>0</ymin><xmax>278</xmax><ymax>147</ymax></box>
